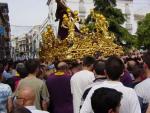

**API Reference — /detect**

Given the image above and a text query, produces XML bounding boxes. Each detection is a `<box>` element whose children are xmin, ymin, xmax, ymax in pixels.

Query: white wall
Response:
<box><xmin>116</xmin><ymin>0</ymin><xmax>135</xmax><ymax>34</ymax></box>
<box><xmin>66</xmin><ymin>0</ymin><xmax>94</xmax><ymax>18</ymax></box>
<box><xmin>66</xmin><ymin>0</ymin><xmax>79</xmax><ymax>11</ymax></box>
<box><xmin>116</xmin><ymin>0</ymin><xmax>150</xmax><ymax>34</ymax></box>
<box><xmin>132</xmin><ymin>0</ymin><xmax>150</xmax><ymax>34</ymax></box>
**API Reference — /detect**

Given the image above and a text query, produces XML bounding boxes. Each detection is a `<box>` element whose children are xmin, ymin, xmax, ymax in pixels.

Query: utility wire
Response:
<box><xmin>10</xmin><ymin>25</ymin><xmax>34</xmax><ymax>28</ymax></box>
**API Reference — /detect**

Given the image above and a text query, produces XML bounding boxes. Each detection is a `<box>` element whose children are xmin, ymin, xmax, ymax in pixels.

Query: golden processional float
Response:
<box><xmin>39</xmin><ymin>9</ymin><xmax>124</xmax><ymax>62</ymax></box>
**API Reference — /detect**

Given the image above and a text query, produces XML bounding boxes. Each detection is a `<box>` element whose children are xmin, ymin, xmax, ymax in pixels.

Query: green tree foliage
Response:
<box><xmin>136</xmin><ymin>13</ymin><xmax>150</xmax><ymax>49</ymax></box>
<box><xmin>86</xmin><ymin>0</ymin><xmax>136</xmax><ymax>48</ymax></box>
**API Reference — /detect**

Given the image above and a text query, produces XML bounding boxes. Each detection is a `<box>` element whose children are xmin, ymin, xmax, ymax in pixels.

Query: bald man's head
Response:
<box><xmin>57</xmin><ymin>62</ymin><xmax>68</xmax><ymax>71</ymax></box>
<box><xmin>17</xmin><ymin>86</ymin><xmax>35</xmax><ymax>106</ymax></box>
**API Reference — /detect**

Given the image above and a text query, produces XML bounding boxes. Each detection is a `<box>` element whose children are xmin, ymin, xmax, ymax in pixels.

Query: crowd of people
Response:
<box><xmin>0</xmin><ymin>50</ymin><xmax>150</xmax><ymax>113</ymax></box>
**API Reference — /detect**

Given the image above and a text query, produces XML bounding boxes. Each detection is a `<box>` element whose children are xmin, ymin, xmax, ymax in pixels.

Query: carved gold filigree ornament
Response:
<box><xmin>39</xmin><ymin>25</ymin><xmax>69</xmax><ymax>62</ymax></box>
<box><xmin>39</xmin><ymin>8</ymin><xmax>124</xmax><ymax>62</ymax></box>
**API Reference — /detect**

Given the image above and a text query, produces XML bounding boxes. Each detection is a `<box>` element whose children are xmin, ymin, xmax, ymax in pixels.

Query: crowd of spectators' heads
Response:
<box><xmin>1</xmin><ymin>50</ymin><xmax>150</xmax><ymax>113</ymax></box>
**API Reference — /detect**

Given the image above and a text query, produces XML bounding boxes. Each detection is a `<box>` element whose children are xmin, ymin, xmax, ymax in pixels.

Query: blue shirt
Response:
<box><xmin>2</xmin><ymin>70</ymin><xmax>13</xmax><ymax>80</ymax></box>
<box><xmin>0</xmin><ymin>83</ymin><xmax>12</xmax><ymax>113</ymax></box>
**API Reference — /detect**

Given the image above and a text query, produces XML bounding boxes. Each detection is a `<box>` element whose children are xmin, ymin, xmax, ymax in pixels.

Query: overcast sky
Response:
<box><xmin>1</xmin><ymin>0</ymin><xmax>150</xmax><ymax>36</ymax></box>
<box><xmin>133</xmin><ymin>0</ymin><xmax>150</xmax><ymax>14</ymax></box>
<box><xmin>1</xmin><ymin>0</ymin><xmax>49</xmax><ymax>36</ymax></box>
<box><xmin>1</xmin><ymin>0</ymin><xmax>48</xmax><ymax>26</ymax></box>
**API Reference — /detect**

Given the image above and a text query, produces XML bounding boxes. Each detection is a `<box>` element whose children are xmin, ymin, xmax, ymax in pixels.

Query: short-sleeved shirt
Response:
<box><xmin>16</xmin><ymin>76</ymin><xmax>49</xmax><ymax>110</ymax></box>
<box><xmin>0</xmin><ymin>83</ymin><xmax>12</xmax><ymax>113</ymax></box>
<box><xmin>80</xmin><ymin>80</ymin><xmax>141</xmax><ymax>113</ymax></box>
<box><xmin>135</xmin><ymin>78</ymin><xmax>150</xmax><ymax>103</ymax></box>
<box><xmin>71</xmin><ymin>70</ymin><xmax>95</xmax><ymax>113</ymax></box>
<box><xmin>2</xmin><ymin>70</ymin><xmax>13</xmax><ymax>80</ymax></box>
<box><xmin>80</xmin><ymin>77</ymin><xmax>107</xmax><ymax>108</ymax></box>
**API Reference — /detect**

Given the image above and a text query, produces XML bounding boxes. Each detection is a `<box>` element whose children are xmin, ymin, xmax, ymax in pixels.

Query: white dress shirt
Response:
<box><xmin>71</xmin><ymin>70</ymin><xmax>95</xmax><ymax>113</ymax></box>
<box><xmin>80</xmin><ymin>80</ymin><xmax>141</xmax><ymax>113</ymax></box>
<box><xmin>26</xmin><ymin>106</ymin><xmax>49</xmax><ymax>113</ymax></box>
<box><xmin>135</xmin><ymin>78</ymin><xmax>150</xmax><ymax>103</ymax></box>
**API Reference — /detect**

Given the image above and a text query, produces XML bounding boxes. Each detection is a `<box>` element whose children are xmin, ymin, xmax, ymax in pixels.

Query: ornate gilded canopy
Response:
<box><xmin>39</xmin><ymin>9</ymin><xmax>124</xmax><ymax>62</ymax></box>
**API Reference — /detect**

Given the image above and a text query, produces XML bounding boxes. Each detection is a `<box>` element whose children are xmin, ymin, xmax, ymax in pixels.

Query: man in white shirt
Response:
<box><xmin>71</xmin><ymin>56</ymin><xmax>96</xmax><ymax>113</ymax></box>
<box><xmin>15</xmin><ymin>86</ymin><xmax>49</xmax><ymax>113</ymax></box>
<box><xmin>80</xmin><ymin>61</ymin><xmax>107</xmax><ymax>108</ymax></box>
<box><xmin>80</xmin><ymin>56</ymin><xmax>141</xmax><ymax>113</ymax></box>
<box><xmin>135</xmin><ymin>50</ymin><xmax>150</xmax><ymax>107</ymax></box>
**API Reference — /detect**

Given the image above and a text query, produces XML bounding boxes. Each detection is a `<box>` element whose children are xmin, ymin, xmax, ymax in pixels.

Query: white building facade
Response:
<box><xmin>47</xmin><ymin>0</ymin><xmax>134</xmax><ymax>35</ymax></box>
<box><xmin>28</xmin><ymin>25</ymin><xmax>41</xmax><ymax>59</ymax></box>
<box><xmin>47</xmin><ymin>0</ymin><xmax>150</xmax><ymax>35</ymax></box>
<box><xmin>10</xmin><ymin>26</ymin><xmax>43</xmax><ymax>60</ymax></box>
<box><xmin>116</xmin><ymin>0</ymin><xmax>134</xmax><ymax>34</ymax></box>
<box><xmin>132</xmin><ymin>0</ymin><xmax>150</xmax><ymax>34</ymax></box>
<box><xmin>10</xmin><ymin>19</ymin><xmax>52</xmax><ymax>60</ymax></box>
<box><xmin>47</xmin><ymin>0</ymin><xmax>94</xmax><ymax>36</ymax></box>
<box><xmin>116</xmin><ymin>0</ymin><xmax>150</xmax><ymax>34</ymax></box>
<box><xmin>10</xmin><ymin>36</ymin><xmax>18</xmax><ymax>60</ymax></box>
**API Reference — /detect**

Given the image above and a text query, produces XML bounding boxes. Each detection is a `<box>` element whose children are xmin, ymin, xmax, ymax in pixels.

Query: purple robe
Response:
<box><xmin>46</xmin><ymin>72</ymin><xmax>73</xmax><ymax>113</ymax></box>
<box><xmin>120</xmin><ymin>70</ymin><xmax>132</xmax><ymax>86</ymax></box>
